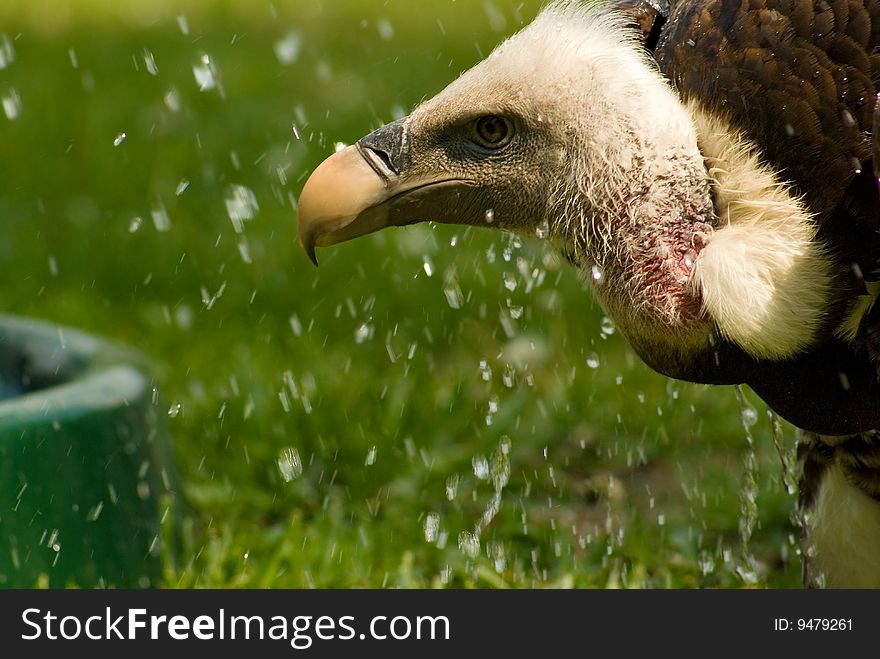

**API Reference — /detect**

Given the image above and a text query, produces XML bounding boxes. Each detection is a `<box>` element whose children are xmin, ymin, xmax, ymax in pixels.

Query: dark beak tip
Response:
<box><xmin>303</xmin><ymin>240</ymin><xmax>319</xmax><ymax>267</ymax></box>
<box><xmin>298</xmin><ymin>227</ymin><xmax>320</xmax><ymax>267</ymax></box>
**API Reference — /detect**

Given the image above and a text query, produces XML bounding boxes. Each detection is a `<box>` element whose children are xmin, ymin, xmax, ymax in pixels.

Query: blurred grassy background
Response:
<box><xmin>0</xmin><ymin>0</ymin><xmax>802</xmax><ymax>587</ymax></box>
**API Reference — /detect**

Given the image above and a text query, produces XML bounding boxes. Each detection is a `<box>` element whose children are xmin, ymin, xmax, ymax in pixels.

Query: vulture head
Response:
<box><xmin>297</xmin><ymin>1</ymin><xmax>880</xmax><ymax>435</ymax></box>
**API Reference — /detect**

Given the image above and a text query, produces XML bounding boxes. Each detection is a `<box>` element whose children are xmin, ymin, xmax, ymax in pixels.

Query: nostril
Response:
<box><xmin>356</xmin><ymin>117</ymin><xmax>410</xmax><ymax>177</ymax></box>
<box><xmin>364</xmin><ymin>145</ymin><xmax>396</xmax><ymax>175</ymax></box>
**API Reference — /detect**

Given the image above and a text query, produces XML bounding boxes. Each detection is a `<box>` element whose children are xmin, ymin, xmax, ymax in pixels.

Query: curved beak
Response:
<box><xmin>297</xmin><ymin>118</ymin><xmax>411</xmax><ymax>265</ymax></box>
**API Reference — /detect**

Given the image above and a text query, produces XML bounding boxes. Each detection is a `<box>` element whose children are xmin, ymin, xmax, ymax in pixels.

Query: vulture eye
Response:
<box><xmin>472</xmin><ymin>115</ymin><xmax>513</xmax><ymax>149</ymax></box>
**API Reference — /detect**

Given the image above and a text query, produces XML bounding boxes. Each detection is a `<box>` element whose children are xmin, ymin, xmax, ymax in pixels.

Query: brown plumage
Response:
<box><xmin>617</xmin><ymin>0</ymin><xmax>880</xmax><ymax>587</ymax></box>
<box><xmin>662</xmin><ymin>0</ymin><xmax>877</xmax><ymax>213</ymax></box>
<box><xmin>297</xmin><ymin>0</ymin><xmax>880</xmax><ymax>586</ymax></box>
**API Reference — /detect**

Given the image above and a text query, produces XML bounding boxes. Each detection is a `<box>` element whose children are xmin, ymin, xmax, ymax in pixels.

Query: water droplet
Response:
<box><xmin>489</xmin><ymin>541</ymin><xmax>506</xmax><ymax>573</ymax></box>
<box><xmin>365</xmin><ymin>445</ymin><xmax>377</xmax><ymax>466</ymax></box>
<box><xmin>458</xmin><ymin>530</ymin><xmax>480</xmax><ymax>558</ymax></box>
<box><xmin>600</xmin><ymin>315</ymin><xmax>615</xmax><ymax>336</ymax></box>
<box><xmin>113</xmin><ymin>132</ymin><xmax>127</xmax><ymax>147</ymax></box>
<box><xmin>2</xmin><ymin>88</ymin><xmax>21</xmax><ymax>120</ymax></box>
<box><xmin>277</xmin><ymin>447</ymin><xmax>303</xmax><ymax>482</ymax></box>
<box><xmin>225</xmin><ymin>184</ymin><xmax>259</xmax><ymax>232</ymax></box>
<box><xmin>490</xmin><ymin>437</ymin><xmax>511</xmax><ymax>490</ymax></box>
<box><xmin>0</xmin><ymin>34</ymin><xmax>15</xmax><ymax>69</ymax></box>
<box><xmin>740</xmin><ymin>406</ymin><xmax>758</xmax><ymax>428</ymax></box>
<box><xmin>377</xmin><ymin>17</ymin><xmax>394</xmax><ymax>40</ymax></box>
<box><xmin>591</xmin><ymin>264</ymin><xmax>604</xmax><ymax>283</ymax></box>
<box><xmin>424</xmin><ymin>512</ymin><xmax>440</xmax><ymax>542</ymax></box>
<box><xmin>488</xmin><ymin>395</ymin><xmax>499</xmax><ymax>414</ymax></box>
<box><xmin>422</xmin><ymin>257</ymin><xmax>433</xmax><ymax>277</ymax></box>
<box><xmin>151</xmin><ymin>204</ymin><xmax>171</xmax><ymax>232</ymax></box>
<box><xmin>472</xmin><ymin>455</ymin><xmax>489</xmax><ymax>480</ymax></box>
<box><xmin>445</xmin><ymin>474</ymin><xmax>459</xmax><ymax>500</ymax></box>
<box><xmin>87</xmin><ymin>501</ymin><xmax>104</xmax><ymax>522</ymax></box>
<box><xmin>502</xmin><ymin>272</ymin><xmax>517</xmax><ymax>291</ymax></box>
<box><xmin>443</xmin><ymin>277</ymin><xmax>464</xmax><ymax>309</ymax></box>
<box><xmin>354</xmin><ymin>319</ymin><xmax>374</xmax><ymax>344</ymax></box>
<box><xmin>273</xmin><ymin>31</ymin><xmax>302</xmax><ymax>65</ymax></box>
<box><xmin>484</xmin><ymin>208</ymin><xmax>495</xmax><ymax>223</ymax></box>
<box><xmin>841</xmin><ymin>109</ymin><xmax>856</xmax><ymax>127</ymax></box>
<box><xmin>164</xmin><ymin>87</ymin><xmax>181</xmax><ymax>112</ymax></box>
<box><xmin>237</xmin><ymin>239</ymin><xmax>252</xmax><ymax>264</ymax></box>
<box><xmin>480</xmin><ymin>491</ymin><xmax>501</xmax><ymax>528</ymax></box>
<box><xmin>484</xmin><ymin>1</ymin><xmax>507</xmax><ymax>31</ymax></box>
<box><xmin>167</xmin><ymin>402</ymin><xmax>183</xmax><ymax>418</ymax></box>
<box><xmin>698</xmin><ymin>551</ymin><xmax>715</xmax><ymax>575</ymax></box>
<box><xmin>175</xmin><ymin>179</ymin><xmax>190</xmax><ymax>196</ymax></box>
<box><xmin>479</xmin><ymin>359</ymin><xmax>492</xmax><ymax>381</ymax></box>
<box><xmin>193</xmin><ymin>53</ymin><xmax>220</xmax><ymax>93</ymax></box>
<box><xmin>143</xmin><ymin>49</ymin><xmax>159</xmax><ymax>75</ymax></box>
<box><xmin>535</xmin><ymin>217</ymin><xmax>550</xmax><ymax>239</ymax></box>
<box><xmin>289</xmin><ymin>314</ymin><xmax>302</xmax><ymax>336</ymax></box>
<box><xmin>586</xmin><ymin>352</ymin><xmax>600</xmax><ymax>369</ymax></box>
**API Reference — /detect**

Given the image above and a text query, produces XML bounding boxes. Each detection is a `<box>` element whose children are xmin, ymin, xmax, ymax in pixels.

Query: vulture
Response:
<box><xmin>297</xmin><ymin>0</ymin><xmax>880</xmax><ymax>587</ymax></box>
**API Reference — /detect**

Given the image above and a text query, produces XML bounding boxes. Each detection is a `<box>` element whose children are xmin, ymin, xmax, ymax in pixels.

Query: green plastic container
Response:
<box><xmin>0</xmin><ymin>314</ymin><xmax>179</xmax><ymax>587</ymax></box>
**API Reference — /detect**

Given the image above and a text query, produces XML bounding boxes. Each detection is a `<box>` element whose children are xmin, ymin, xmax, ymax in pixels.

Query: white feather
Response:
<box><xmin>807</xmin><ymin>464</ymin><xmax>880</xmax><ymax>588</ymax></box>
<box><xmin>689</xmin><ymin>105</ymin><xmax>833</xmax><ymax>360</ymax></box>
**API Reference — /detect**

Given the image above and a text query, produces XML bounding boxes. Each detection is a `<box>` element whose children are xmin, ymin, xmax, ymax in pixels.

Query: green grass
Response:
<box><xmin>0</xmin><ymin>0</ymin><xmax>802</xmax><ymax>587</ymax></box>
